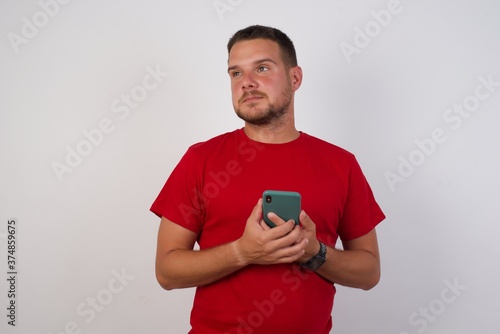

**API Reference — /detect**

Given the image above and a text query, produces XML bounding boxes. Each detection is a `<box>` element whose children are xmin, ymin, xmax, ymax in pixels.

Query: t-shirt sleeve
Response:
<box><xmin>337</xmin><ymin>156</ymin><xmax>385</xmax><ymax>241</ymax></box>
<box><xmin>150</xmin><ymin>147</ymin><xmax>205</xmax><ymax>233</ymax></box>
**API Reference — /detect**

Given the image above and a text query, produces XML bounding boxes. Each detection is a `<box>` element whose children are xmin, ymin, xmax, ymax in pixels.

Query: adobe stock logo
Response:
<box><xmin>385</xmin><ymin>74</ymin><xmax>499</xmax><ymax>192</ymax></box>
<box><xmin>48</xmin><ymin>268</ymin><xmax>135</xmax><ymax>334</ymax></box>
<box><xmin>339</xmin><ymin>0</ymin><xmax>421</xmax><ymax>64</ymax></box>
<box><xmin>225</xmin><ymin>265</ymin><xmax>311</xmax><ymax>334</ymax></box>
<box><xmin>178</xmin><ymin>140</ymin><xmax>265</xmax><ymax>228</ymax></box>
<box><xmin>51</xmin><ymin>64</ymin><xmax>169</xmax><ymax>182</ymax></box>
<box><xmin>212</xmin><ymin>0</ymin><xmax>244</xmax><ymax>20</ymax></box>
<box><xmin>399</xmin><ymin>278</ymin><xmax>466</xmax><ymax>334</ymax></box>
<box><xmin>6</xmin><ymin>0</ymin><xmax>73</xmax><ymax>54</ymax></box>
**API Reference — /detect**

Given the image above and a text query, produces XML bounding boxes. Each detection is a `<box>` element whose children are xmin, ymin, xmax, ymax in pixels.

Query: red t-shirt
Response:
<box><xmin>151</xmin><ymin>129</ymin><xmax>385</xmax><ymax>334</ymax></box>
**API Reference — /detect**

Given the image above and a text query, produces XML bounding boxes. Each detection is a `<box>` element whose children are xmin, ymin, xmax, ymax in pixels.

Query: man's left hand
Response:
<box><xmin>298</xmin><ymin>210</ymin><xmax>321</xmax><ymax>263</ymax></box>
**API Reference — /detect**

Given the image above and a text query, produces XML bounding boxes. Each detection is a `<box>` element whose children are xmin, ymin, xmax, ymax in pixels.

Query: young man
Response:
<box><xmin>151</xmin><ymin>25</ymin><xmax>385</xmax><ymax>334</ymax></box>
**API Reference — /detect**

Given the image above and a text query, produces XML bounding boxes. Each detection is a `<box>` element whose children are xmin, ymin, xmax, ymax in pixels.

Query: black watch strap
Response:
<box><xmin>300</xmin><ymin>241</ymin><xmax>327</xmax><ymax>271</ymax></box>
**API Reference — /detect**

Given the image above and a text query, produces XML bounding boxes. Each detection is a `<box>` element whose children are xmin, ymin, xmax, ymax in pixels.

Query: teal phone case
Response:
<box><xmin>262</xmin><ymin>190</ymin><xmax>301</xmax><ymax>228</ymax></box>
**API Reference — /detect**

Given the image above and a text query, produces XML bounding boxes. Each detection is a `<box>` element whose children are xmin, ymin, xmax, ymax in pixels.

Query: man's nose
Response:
<box><xmin>241</xmin><ymin>73</ymin><xmax>258</xmax><ymax>91</ymax></box>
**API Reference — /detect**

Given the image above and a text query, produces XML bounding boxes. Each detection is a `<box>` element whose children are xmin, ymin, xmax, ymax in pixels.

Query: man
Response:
<box><xmin>151</xmin><ymin>25</ymin><xmax>385</xmax><ymax>334</ymax></box>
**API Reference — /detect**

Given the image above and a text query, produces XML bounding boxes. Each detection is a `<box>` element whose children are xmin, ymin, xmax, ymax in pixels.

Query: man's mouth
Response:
<box><xmin>240</xmin><ymin>92</ymin><xmax>266</xmax><ymax>104</ymax></box>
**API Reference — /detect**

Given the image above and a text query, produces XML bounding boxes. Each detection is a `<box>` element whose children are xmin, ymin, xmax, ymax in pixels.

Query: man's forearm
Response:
<box><xmin>156</xmin><ymin>241</ymin><xmax>245</xmax><ymax>290</ymax></box>
<box><xmin>315</xmin><ymin>246</ymin><xmax>380</xmax><ymax>290</ymax></box>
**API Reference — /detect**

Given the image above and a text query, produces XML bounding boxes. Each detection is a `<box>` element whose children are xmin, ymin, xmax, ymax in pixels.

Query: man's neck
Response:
<box><xmin>243</xmin><ymin>122</ymin><xmax>299</xmax><ymax>144</ymax></box>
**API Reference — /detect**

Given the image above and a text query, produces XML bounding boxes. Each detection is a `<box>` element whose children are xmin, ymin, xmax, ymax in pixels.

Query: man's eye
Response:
<box><xmin>232</xmin><ymin>71</ymin><xmax>241</xmax><ymax>77</ymax></box>
<box><xmin>257</xmin><ymin>66</ymin><xmax>268</xmax><ymax>72</ymax></box>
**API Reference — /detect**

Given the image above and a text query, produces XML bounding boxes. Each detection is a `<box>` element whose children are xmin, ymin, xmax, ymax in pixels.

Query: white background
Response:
<box><xmin>1</xmin><ymin>0</ymin><xmax>499</xmax><ymax>333</ymax></box>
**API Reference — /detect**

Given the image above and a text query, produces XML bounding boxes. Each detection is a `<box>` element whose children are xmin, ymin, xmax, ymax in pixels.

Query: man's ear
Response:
<box><xmin>290</xmin><ymin>66</ymin><xmax>303</xmax><ymax>91</ymax></box>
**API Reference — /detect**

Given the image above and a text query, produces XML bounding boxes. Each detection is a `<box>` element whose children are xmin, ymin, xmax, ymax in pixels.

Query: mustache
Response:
<box><xmin>239</xmin><ymin>91</ymin><xmax>267</xmax><ymax>104</ymax></box>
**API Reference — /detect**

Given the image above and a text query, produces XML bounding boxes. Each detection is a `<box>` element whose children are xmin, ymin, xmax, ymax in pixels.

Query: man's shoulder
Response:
<box><xmin>301</xmin><ymin>132</ymin><xmax>355</xmax><ymax>159</ymax></box>
<box><xmin>187</xmin><ymin>129</ymin><xmax>241</xmax><ymax>152</ymax></box>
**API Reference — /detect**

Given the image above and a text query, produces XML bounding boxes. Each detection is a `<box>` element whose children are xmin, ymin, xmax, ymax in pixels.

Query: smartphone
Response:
<box><xmin>262</xmin><ymin>190</ymin><xmax>301</xmax><ymax>228</ymax></box>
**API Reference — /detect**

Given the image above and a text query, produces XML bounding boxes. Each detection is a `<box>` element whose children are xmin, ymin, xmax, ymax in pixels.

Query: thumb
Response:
<box><xmin>251</xmin><ymin>198</ymin><xmax>263</xmax><ymax>223</ymax></box>
<box><xmin>299</xmin><ymin>210</ymin><xmax>313</xmax><ymax>229</ymax></box>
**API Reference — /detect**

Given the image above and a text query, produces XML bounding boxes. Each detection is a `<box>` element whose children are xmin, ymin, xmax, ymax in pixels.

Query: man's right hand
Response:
<box><xmin>233</xmin><ymin>198</ymin><xmax>308</xmax><ymax>266</ymax></box>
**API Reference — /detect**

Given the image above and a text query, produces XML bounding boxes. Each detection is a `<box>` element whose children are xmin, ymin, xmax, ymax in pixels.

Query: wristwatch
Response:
<box><xmin>300</xmin><ymin>241</ymin><xmax>327</xmax><ymax>271</ymax></box>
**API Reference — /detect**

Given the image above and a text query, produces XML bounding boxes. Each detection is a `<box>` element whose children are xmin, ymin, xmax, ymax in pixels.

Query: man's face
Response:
<box><xmin>227</xmin><ymin>38</ymin><xmax>294</xmax><ymax>125</ymax></box>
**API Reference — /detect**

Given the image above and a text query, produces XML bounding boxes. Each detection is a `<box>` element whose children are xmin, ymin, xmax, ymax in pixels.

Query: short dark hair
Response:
<box><xmin>227</xmin><ymin>25</ymin><xmax>298</xmax><ymax>68</ymax></box>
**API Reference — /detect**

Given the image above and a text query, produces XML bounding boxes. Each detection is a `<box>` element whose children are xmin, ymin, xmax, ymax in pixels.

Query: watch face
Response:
<box><xmin>300</xmin><ymin>242</ymin><xmax>326</xmax><ymax>271</ymax></box>
<box><xmin>309</xmin><ymin>257</ymin><xmax>325</xmax><ymax>271</ymax></box>
<box><xmin>320</xmin><ymin>242</ymin><xmax>327</xmax><ymax>256</ymax></box>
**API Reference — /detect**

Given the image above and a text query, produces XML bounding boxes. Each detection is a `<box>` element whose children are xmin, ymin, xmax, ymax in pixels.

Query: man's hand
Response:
<box><xmin>234</xmin><ymin>199</ymin><xmax>308</xmax><ymax>266</ymax></box>
<box><xmin>297</xmin><ymin>210</ymin><xmax>321</xmax><ymax>263</ymax></box>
